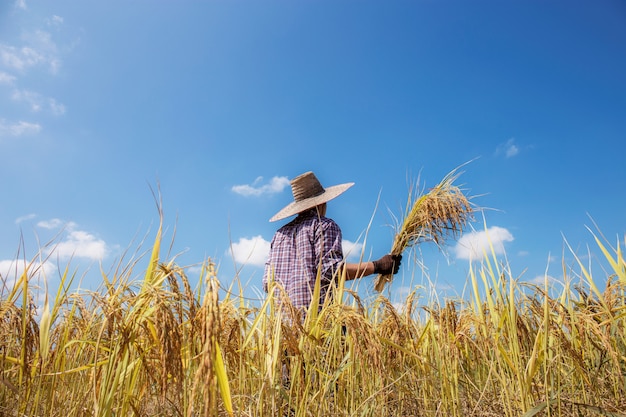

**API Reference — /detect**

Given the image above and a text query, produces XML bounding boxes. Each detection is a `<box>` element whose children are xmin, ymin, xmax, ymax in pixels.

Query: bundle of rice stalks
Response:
<box><xmin>374</xmin><ymin>167</ymin><xmax>475</xmax><ymax>292</ymax></box>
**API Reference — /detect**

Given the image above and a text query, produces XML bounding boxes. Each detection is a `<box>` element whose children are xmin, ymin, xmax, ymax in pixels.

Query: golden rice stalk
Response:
<box><xmin>374</xmin><ymin>167</ymin><xmax>474</xmax><ymax>292</ymax></box>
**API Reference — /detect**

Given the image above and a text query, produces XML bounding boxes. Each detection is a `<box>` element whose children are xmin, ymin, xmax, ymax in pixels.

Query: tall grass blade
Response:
<box><xmin>38</xmin><ymin>287</ymin><xmax>51</xmax><ymax>364</ymax></box>
<box><xmin>590</xmin><ymin>231</ymin><xmax>626</xmax><ymax>284</ymax></box>
<box><xmin>214</xmin><ymin>340</ymin><xmax>233</xmax><ymax>416</ymax></box>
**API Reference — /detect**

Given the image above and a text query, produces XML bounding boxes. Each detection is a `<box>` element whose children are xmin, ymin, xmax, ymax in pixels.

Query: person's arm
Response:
<box><xmin>342</xmin><ymin>254</ymin><xmax>402</xmax><ymax>280</ymax></box>
<box><xmin>343</xmin><ymin>261</ymin><xmax>375</xmax><ymax>280</ymax></box>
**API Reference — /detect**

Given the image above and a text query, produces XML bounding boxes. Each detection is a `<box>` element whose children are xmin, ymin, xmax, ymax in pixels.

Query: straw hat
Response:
<box><xmin>270</xmin><ymin>171</ymin><xmax>354</xmax><ymax>222</ymax></box>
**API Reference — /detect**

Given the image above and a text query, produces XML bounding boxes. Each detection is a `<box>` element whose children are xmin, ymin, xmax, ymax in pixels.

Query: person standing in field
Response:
<box><xmin>263</xmin><ymin>171</ymin><xmax>401</xmax><ymax>319</ymax></box>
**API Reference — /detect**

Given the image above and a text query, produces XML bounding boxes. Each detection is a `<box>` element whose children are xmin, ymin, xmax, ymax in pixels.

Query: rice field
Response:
<box><xmin>1</xmin><ymin>220</ymin><xmax>625</xmax><ymax>416</ymax></box>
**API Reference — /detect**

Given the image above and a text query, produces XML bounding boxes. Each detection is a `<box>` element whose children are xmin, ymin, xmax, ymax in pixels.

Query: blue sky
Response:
<box><xmin>1</xmin><ymin>0</ymin><xmax>625</xmax><ymax>307</ymax></box>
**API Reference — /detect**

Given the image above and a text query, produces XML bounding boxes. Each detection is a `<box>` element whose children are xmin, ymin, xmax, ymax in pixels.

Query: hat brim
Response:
<box><xmin>269</xmin><ymin>182</ymin><xmax>354</xmax><ymax>222</ymax></box>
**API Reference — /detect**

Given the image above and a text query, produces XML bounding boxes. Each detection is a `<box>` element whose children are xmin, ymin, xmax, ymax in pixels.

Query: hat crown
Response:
<box><xmin>269</xmin><ymin>171</ymin><xmax>353</xmax><ymax>222</ymax></box>
<box><xmin>291</xmin><ymin>171</ymin><xmax>325</xmax><ymax>202</ymax></box>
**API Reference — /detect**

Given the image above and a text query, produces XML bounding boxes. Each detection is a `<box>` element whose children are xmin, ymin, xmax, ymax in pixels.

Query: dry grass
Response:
<box><xmin>1</xmin><ymin>215</ymin><xmax>625</xmax><ymax>416</ymax></box>
<box><xmin>374</xmin><ymin>166</ymin><xmax>474</xmax><ymax>292</ymax></box>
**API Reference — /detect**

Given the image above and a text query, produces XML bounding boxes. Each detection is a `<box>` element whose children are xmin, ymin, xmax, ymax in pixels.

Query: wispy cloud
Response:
<box><xmin>15</xmin><ymin>0</ymin><xmax>27</xmax><ymax>11</ymax></box>
<box><xmin>0</xmin><ymin>7</ymin><xmax>68</xmax><ymax>141</ymax></box>
<box><xmin>0</xmin><ymin>119</ymin><xmax>41</xmax><ymax>137</ymax></box>
<box><xmin>22</xmin><ymin>29</ymin><xmax>62</xmax><ymax>74</ymax></box>
<box><xmin>37</xmin><ymin>218</ymin><xmax>66</xmax><ymax>229</ymax></box>
<box><xmin>229</xmin><ymin>235</ymin><xmax>271</xmax><ymax>267</ymax></box>
<box><xmin>15</xmin><ymin>213</ymin><xmax>36</xmax><ymax>224</ymax></box>
<box><xmin>496</xmin><ymin>138</ymin><xmax>519</xmax><ymax>158</ymax></box>
<box><xmin>48</xmin><ymin>15</ymin><xmax>64</xmax><ymax>27</ymax></box>
<box><xmin>0</xmin><ymin>71</ymin><xmax>16</xmax><ymax>85</ymax></box>
<box><xmin>0</xmin><ymin>44</ymin><xmax>47</xmax><ymax>72</ymax></box>
<box><xmin>12</xmin><ymin>89</ymin><xmax>66</xmax><ymax>115</ymax></box>
<box><xmin>0</xmin><ymin>27</ymin><xmax>62</xmax><ymax>73</ymax></box>
<box><xmin>232</xmin><ymin>176</ymin><xmax>290</xmax><ymax>197</ymax></box>
<box><xmin>453</xmin><ymin>226</ymin><xmax>514</xmax><ymax>261</ymax></box>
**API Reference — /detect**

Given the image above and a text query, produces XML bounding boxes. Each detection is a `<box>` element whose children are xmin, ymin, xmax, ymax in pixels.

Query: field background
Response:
<box><xmin>1</xmin><ymin>219</ymin><xmax>625</xmax><ymax>417</ymax></box>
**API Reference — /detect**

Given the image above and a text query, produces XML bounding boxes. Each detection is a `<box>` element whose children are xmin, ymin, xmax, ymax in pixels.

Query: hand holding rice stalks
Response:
<box><xmin>374</xmin><ymin>167</ymin><xmax>475</xmax><ymax>292</ymax></box>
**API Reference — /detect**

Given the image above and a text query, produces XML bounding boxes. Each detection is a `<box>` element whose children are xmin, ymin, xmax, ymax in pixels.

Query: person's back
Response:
<box><xmin>263</xmin><ymin>209</ymin><xmax>343</xmax><ymax>313</ymax></box>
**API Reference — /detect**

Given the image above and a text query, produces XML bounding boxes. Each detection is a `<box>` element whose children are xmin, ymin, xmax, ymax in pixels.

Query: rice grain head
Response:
<box><xmin>375</xmin><ymin>167</ymin><xmax>474</xmax><ymax>292</ymax></box>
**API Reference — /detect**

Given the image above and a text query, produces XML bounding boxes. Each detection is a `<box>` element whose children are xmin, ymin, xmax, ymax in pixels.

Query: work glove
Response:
<box><xmin>373</xmin><ymin>254</ymin><xmax>402</xmax><ymax>275</ymax></box>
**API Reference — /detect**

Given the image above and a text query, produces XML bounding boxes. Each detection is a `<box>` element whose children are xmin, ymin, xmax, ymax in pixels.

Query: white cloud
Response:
<box><xmin>0</xmin><ymin>119</ymin><xmax>41</xmax><ymax>137</ymax></box>
<box><xmin>232</xmin><ymin>176</ymin><xmax>290</xmax><ymax>197</ymax></box>
<box><xmin>0</xmin><ymin>260</ymin><xmax>19</xmax><ymax>283</ymax></box>
<box><xmin>342</xmin><ymin>239</ymin><xmax>364</xmax><ymax>261</ymax></box>
<box><xmin>52</xmin><ymin>230</ymin><xmax>109</xmax><ymax>260</ymax></box>
<box><xmin>0</xmin><ymin>259</ymin><xmax>56</xmax><ymax>288</ymax></box>
<box><xmin>496</xmin><ymin>138</ymin><xmax>519</xmax><ymax>158</ymax></box>
<box><xmin>34</xmin><ymin>219</ymin><xmax>109</xmax><ymax>261</ymax></box>
<box><xmin>453</xmin><ymin>226</ymin><xmax>514</xmax><ymax>261</ymax></box>
<box><xmin>0</xmin><ymin>71</ymin><xmax>16</xmax><ymax>85</ymax></box>
<box><xmin>230</xmin><ymin>235</ymin><xmax>270</xmax><ymax>267</ymax></box>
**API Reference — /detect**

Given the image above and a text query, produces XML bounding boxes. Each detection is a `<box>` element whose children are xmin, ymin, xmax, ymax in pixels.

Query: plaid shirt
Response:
<box><xmin>263</xmin><ymin>209</ymin><xmax>344</xmax><ymax>313</ymax></box>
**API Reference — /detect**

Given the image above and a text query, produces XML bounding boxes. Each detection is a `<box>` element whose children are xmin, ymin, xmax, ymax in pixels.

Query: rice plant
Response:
<box><xmin>1</xmin><ymin>215</ymin><xmax>625</xmax><ymax>416</ymax></box>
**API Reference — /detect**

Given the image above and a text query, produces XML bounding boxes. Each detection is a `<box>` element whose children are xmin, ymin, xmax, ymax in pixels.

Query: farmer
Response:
<box><xmin>263</xmin><ymin>171</ymin><xmax>401</xmax><ymax>319</ymax></box>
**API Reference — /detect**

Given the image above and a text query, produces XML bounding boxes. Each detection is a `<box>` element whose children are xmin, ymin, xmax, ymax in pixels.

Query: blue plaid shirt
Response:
<box><xmin>263</xmin><ymin>209</ymin><xmax>344</xmax><ymax>313</ymax></box>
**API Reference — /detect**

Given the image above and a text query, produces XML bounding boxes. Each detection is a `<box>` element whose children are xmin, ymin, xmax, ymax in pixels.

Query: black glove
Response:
<box><xmin>373</xmin><ymin>254</ymin><xmax>402</xmax><ymax>275</ymax></box>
